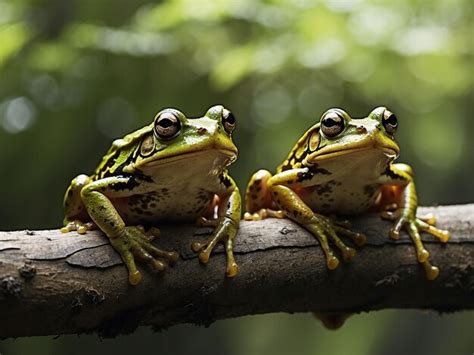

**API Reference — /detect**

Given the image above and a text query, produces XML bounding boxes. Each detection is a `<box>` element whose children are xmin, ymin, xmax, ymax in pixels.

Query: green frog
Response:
<box><xmin>244</xmin><ymin>107</ymin><xmax>449</xmax><ymax>280</ymax></box>
<box><xmin>61</xmin><ymin>105</ymin><xmax>241</xmax><ymax>285</ymax></box>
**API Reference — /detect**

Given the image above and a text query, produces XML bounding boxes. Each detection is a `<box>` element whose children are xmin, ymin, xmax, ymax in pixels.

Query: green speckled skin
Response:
<box><xmin>245</xmin><ymin>107</ymin><xmax>449</xmax><ymax>279</ymax></box>
<box><xmin>62</xmin><ymin>105</ymin><xmax>241</xmax><ymax>285</ymax></box>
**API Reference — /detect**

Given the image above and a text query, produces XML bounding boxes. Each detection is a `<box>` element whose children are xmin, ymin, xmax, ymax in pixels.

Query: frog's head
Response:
<box><xmin>132</xmin><ymin>105</ymin><xmax>238</xmax><ymax>173</ymax></box>
<box><xmin>303</xmin><ymin>107</ymin><xmax>400</xmax><ymax>166</ymax></box>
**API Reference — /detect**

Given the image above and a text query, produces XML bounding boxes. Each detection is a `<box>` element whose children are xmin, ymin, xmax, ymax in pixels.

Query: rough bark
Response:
<box><xmin>0</xmin><ymin>204</ymin><xmax>473</xmax><ymax>339</ymax></box>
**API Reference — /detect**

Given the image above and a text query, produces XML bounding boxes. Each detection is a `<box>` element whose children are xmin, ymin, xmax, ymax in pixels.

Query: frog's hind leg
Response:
<box><xmin>61</xmin><ymin>174</ymin><xmax>96</xmax><ymax>234</ymax></box>
<box><xmin>244</xmin><ymin>170</ymin><xmax>284</xmax><ymax>221</ymax></box>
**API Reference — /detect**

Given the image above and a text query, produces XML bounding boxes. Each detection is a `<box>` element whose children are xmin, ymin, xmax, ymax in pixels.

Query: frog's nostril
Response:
<box><xmin>197</xmin><ymin>127</ymin><xmax>207</xmax><ymax>135</ymax></box>
<box><xmin>357</xmin><ymin>126</ymin><xmax>367</xmax><ymax>133</ymax></box>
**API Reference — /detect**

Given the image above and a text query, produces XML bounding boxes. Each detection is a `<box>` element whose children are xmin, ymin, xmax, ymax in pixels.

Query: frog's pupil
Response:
<box><xmin>159</xmin><ymin>118</ymin><xmax>174</xmax><ymax>128</ymax></box>
<box><xmin>225</xmin><ymin>112</ymin><xmax>236</xmax><ymax>125</ymax></box>
<box><xmin>386</xmin><ymin>114</ymin><xmax>397</xmax><ymax>126</ymax></box>
<box><xmin>324</xmin><ymin>117</ymin><xmax>337</xmax><ymax>127</ymax></box>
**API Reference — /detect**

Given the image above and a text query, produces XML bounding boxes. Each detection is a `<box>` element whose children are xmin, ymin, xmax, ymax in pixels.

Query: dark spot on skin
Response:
<box><xmin>99</xmin><ymin>205</ymin><xmax>106</xmax><ymax>211</ymax></box>
<box><xmin>109</xmin><ymin>222</ymin><xmax>115</xmax><ymax>227</ymax></box>
<box><xmin>308</xmin><ymin>164</ymin><xmax>332</xmax><ymax>175</ymax></box>
<box><xmin>316</xmin><ymin>184</ymin><xmax>332</xmax><ymax>195</ymax></box>
<box><xmin>251</xmin><ymin>194</ymin><xmax>257</xmax><ymax>199</ymax></box>
<box><xmin>296</xmin><ymin>170</ymin><xmax>314</xmax><ymax>182</ymax></box>
<box><xmin>68</xmin><ymin>190</ymin><xmax>73</xmax><ymax>197</ymax></box>
<box><xmin>18</xmin><ymin>262</ymin><xmax>36</xmax><ymax>280</ymax></box>
<box><xmin>110</xmin><ymin>176</ymin><xmax>140</xmax><ymax>192</ymax></box>
<box><xmin>65</xmin><ymin>202</ymin><xmax>69</xmax><ymax>207</ymax></box>
<box><xmin>256</xmin><ymin>187</ymin><xmax>262</xmax><ymax>192</ymax></box>
<box><xmin>287</xmin><ymin>180</ymin><xmax>293</xmax><ymax>184</ymax></box>
<box><xmin>25</xmin><ymin>230</ymin><xmax>35</xmax><ymax>236</ymax></box>
<box><xmin>272</xmin><ymin>191</ymin><xmax>278</xmax><ymax>196</ymax></box>
<box><xmin>220</xmin><ymin>174</ymin><xmax>232</xmax><ymax>188</ymax></box>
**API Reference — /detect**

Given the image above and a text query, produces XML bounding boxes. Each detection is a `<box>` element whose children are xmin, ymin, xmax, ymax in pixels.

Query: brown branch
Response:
<box><xmin>0</xmin><ymin>205</ymin><xmax>473</xmax><ymax>338</ymax></box>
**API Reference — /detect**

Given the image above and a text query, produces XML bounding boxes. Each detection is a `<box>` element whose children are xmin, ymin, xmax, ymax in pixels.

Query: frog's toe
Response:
<box><xmin>333</xmin><ymin>225</ymin><xmax>367</xmax><ymax>247</ymax></box>
<box><xmin>422</xmin><ymin>260</ymin><xmax>439</xmax><ymax>280</ymax></box>
<box><xmin>131</xmin><ymin>244</ymin><xmax>168</xmax><ymax>272</ymax></box>
<box><xmin>326</xmin><ymin>255</ymin><xmax>340</xmax><ymax>270</ymax></box>
<box><xmin>243</xmin><ymin>208</ymin><xmax>284</xmax><ymax>221</ymax></box>
<box><xmin>135</xmin><ymin>235</ymin><xmax>179</xmax><ymax>265</ymax></box>
<box><xmin>416</xmin><ymin>219</ymin><xmax>450</xmax><ymax>243</ymax></box>
<box><xmin>61</xmin><ymin>220</ymin><xmax>95</xmax><ymax>234</ymax></box>
<box><xmin>418</xmin><ymin>213</ymin><xmax>437</xmax><ymax>226</ymax></box>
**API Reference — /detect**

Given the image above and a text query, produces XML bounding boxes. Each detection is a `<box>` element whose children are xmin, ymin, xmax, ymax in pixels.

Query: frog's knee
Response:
<box><xmin>71</xmin><ymin>174</ymin><xmax>91</xmax><ymax>188</ymax></box>
<box><xmin>245</xmin><ymin>170</ymin><xmax>273</xmax><ymax>213</ymax></box>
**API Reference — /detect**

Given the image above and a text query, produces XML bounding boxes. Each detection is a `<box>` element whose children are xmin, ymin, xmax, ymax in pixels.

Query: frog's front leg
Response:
<box><xmin>80</xmin><ymin>176</ymin><xmax>179</xmax><ymax>285</ymax></box>
<box><xmin>266</xmin><ymin>169</ymin><xmax>365</xmax><ymax>269</ymax></box>
<box><xmin>191</xmin><ymin>173</ymin><xmax>241</xmax><ymax>277</ymax></box>
<box><xmin>378</xmin><ymin>163</ymin><xmax>450</xmax><ymax>280</ymax></box>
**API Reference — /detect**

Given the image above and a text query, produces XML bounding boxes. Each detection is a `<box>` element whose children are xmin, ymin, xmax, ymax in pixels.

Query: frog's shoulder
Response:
<box><xmin>277</xmin><ymin>122</ymin><xmax>320</xmax><ymax>172</ymax></box>
<box><xmin>94</xmin><ymin>124</ymin><xmax>154</xmax><ymax>178</ymax></box>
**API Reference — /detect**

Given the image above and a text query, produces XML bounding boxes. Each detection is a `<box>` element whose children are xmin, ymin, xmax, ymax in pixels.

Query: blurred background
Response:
<box><xmin>0</xmin><ymin>0</ymin><xmax>472</xmax><ymax>354</ymax></box>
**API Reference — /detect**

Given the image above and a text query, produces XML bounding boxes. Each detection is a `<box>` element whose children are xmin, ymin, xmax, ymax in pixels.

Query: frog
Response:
<box><xmin>61</xmin><ymin>105</ymin><xmax>241</xmax><ymax>285</ymax></box>
<box><xmin>244</xmin><ymin>107</ymin><xmax>450</xmax><ymax>280</ymax></box>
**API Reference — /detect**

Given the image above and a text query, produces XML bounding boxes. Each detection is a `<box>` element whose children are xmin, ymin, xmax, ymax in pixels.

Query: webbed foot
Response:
<box><xmin>192</xmin><ymin>217</ymin><xmax>239</xmax><ymax>277</ymax></box>
<box><xmin>111</xmin><ymin>226</ymin><xmax>179</xmax><ymax>285</ymax></box>
<box><xmin>304</xmin><ymin>214</ymin><xmax>365</xmax><ymax>269</ymax></box>
<box><xmin>381</xmin><ymin>207</ymin><xmax>450</xmax><ymax>280</ymax></box>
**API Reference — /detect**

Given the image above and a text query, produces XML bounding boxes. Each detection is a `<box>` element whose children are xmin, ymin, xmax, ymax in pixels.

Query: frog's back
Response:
<box><xmin>92</xmin><ymin>125</ymin><xmax>153</xmax><ymax>180</ymax></box>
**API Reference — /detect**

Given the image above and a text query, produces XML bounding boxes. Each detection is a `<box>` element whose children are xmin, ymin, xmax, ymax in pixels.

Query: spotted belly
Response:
<box><xmin>300</xmin><ymin>180</ymin><xmax>382</xmax><ymax>215</ymax></box>
<box><xmin>113</xmin><ymin>188</ymin><xmax>215</xmax><ymax>224</ymax></box>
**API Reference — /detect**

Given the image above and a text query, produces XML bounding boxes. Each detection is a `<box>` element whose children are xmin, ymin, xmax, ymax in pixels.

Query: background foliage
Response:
<box><xmin>0</xmin><ymin>0</ymin><xmax>472</xmax><ymax>354</ymax></box>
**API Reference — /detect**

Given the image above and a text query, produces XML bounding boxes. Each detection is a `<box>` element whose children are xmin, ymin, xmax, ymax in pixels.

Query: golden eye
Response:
<box><xmin>382</xmin><ymin>110</ymin><xmax>398</xmax><ymax>135</ymax></box>
<box><xmin>222</xmin><ymin>108</ymin><xmax>236</xmax><ymax>135</ymax></box>
<box><xmin>321</xmin><ymin>111</ymin><xmax>344</xmax><ymax>137</ymax></box>
<box><xmin>154</xmin><ymin>111</ymin><xmax>181</xmax><ymax>139</ymax></box>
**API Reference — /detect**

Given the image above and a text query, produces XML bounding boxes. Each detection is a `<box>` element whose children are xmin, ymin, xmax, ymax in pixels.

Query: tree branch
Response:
<box><xmin>0</xmin><ymin>204</ymin><xmax>473</xmax><ymax>338</ymax></box>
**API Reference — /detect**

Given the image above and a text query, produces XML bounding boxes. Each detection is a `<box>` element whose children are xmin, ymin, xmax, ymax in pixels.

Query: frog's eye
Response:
<box><xmin>321</xmin><ymin>111</ymin><xmax>344</xmax><ymax>137</ymax></box>
<box><xmin>155</xmin><ymin>112</ymin><xmax>181</xmax><ymax>139</ymax></box>
<box><xmin>382</xmin><ymin>110</ymin><xmax>398</xmax><ymax>135</ymax></box>
<box><xmin>222</xmin><ymin>108</ymin><xmax>236</xmax><ymax>135</ymax></box>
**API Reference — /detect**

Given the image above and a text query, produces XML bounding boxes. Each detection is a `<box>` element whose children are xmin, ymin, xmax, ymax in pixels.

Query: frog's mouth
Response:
<box><xmin>133</xmin><ymin>147</ymin><xmax>237</xmax><ymax>171</ymax></box>
<box><xmin>307</xmin><ymin>142</ymin><xmax>399</xmax><ymax>164</ymax></box>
